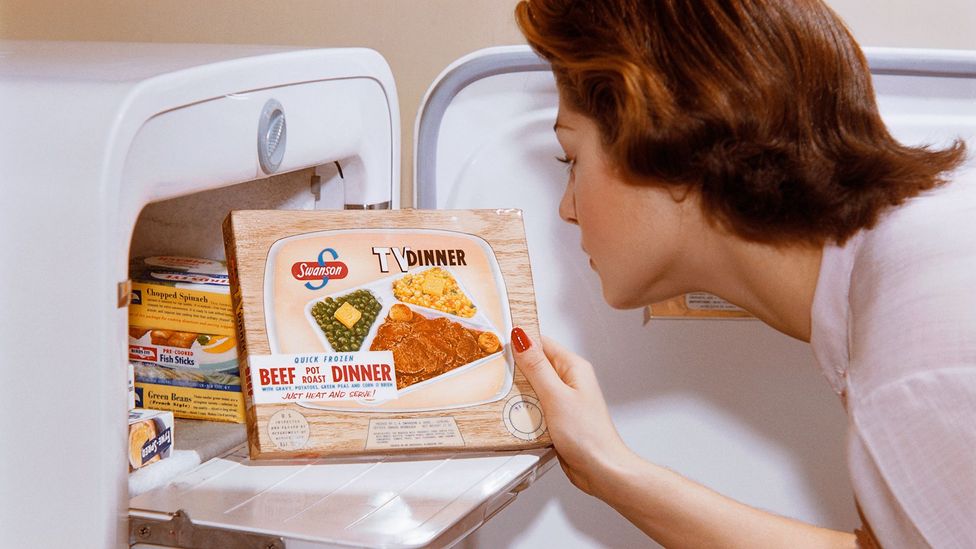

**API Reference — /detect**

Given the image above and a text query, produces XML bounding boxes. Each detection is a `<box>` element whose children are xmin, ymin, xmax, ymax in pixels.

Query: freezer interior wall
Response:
<box><xmin>130</xmin><ymin>165</ymin><xmax>344</xmax><ymax>261</ymax></box>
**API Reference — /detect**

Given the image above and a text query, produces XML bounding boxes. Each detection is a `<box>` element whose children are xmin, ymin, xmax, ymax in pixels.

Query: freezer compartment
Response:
<box><xmin>130</xmin><ymin>444</ymin><xmax>555</xmax><ymax>549</ymax></box>
<box><xmin>123</xmin><ymin>151</ymin><xmax>400</xmax><ymax>506</ymax></box>
<box><xmin>2</xmin><ymin>42</ymin><xmax>408</xmax><ymax>549</ymax></box>
<box><xmin>120</xmin><ymin>47</ymin><xmax>403</xmax><ymax>498</ymax></box>
<box><xmin>126</xmin><ymin>163</ymin><xmax>372</xmax><ymax>486</ymax></box>
<box><xmin>118</xmin><ymin>48</ymin><xmax>402</xmax><ymax>480</ymax></box>
<box><xmin>127</xmin><ymin>169</ymin><xmax>329</xmax><ymax>425</ymax></box>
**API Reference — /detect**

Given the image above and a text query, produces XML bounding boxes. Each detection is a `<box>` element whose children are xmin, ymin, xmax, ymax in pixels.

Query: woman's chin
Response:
<box><xmin>600</xmin><ymin>285</ymin><xmax>647</xmax><ymax>310</ymax></box>
<box><xmin>600</xmin><ymin>278</ymin><xmax>685</xmax><ymax>310</ymax></box>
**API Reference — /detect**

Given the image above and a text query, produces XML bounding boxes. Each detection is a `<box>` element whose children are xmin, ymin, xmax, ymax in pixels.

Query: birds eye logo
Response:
<box><xmin>291</xmin><ymin>248</ymin><xmax>349</xmax><ymax>290</ymax></box>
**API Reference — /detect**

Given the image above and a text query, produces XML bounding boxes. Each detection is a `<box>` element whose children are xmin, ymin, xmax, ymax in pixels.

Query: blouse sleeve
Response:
<box><xmin>845</xmin><ymin>180</ymin><xmax>976</xmax><ymax>548</ymax></box>
<box><xmin>848</xmin><ymin>371</ymin><xmax>976</xmax><ymax>548</ymax></box>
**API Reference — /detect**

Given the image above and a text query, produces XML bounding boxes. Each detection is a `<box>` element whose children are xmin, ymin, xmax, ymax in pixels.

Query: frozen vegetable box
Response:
<box><xmin>128</xmin><ymin>256</ymin><xmax>245</xmax><ymax>423</ymax></box>
<box><xmin>223</xmin><ymin>209</ymin><xmax>550</xmax><ymax>459</ymax></box>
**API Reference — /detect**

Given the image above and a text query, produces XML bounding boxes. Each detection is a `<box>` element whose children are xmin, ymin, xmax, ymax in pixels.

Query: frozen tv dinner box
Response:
<box><xmin>223</xmin><ymin>209</ymin><xmax>550</xmax><ymax>459</ymax></box>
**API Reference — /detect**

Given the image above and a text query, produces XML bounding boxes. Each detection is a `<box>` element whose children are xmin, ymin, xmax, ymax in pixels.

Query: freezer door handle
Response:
<box><xmin>483</xmin><ymin>489</ymin><xmax>519</xmax><ymax>522</ymax></box>
<box><xmin>129</xmin><ymin>508</ymin><xmax>285</xmax><ymax>549</ymax></box>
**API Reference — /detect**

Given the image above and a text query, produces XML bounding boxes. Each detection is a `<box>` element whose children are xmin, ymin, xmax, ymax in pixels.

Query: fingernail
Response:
<box><xmin>511</xmin><ymin>327</ymin><xmax>531</xmax><ymax>353</ymax></box>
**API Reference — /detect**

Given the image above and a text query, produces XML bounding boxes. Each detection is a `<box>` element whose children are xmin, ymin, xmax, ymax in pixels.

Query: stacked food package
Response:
<box><xmin>127</xmin><ymin>409</ymin><xmax>174</xmax><ymax>472</ymax></box>
<box><xmin>128</xmin><ymin>256</ymin><xmax>244</xmax><ymax>423</ymax></box>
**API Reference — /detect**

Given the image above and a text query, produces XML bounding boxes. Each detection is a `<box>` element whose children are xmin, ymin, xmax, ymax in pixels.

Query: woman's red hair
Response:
<box><xmin>516</xmin><ymin>0</ymin><xmax>967</xmax><ymax>244</ymax></box>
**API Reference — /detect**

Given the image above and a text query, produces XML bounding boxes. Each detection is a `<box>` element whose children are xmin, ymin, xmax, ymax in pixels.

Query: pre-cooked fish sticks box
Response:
<box><xmin>223</xmin><ymin>209</ymin><xmax>550</xmax><ymax>459</ymax></box>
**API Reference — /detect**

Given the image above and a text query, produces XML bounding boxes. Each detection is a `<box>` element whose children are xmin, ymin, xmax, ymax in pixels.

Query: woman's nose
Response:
<box><xmin>558</xmin><ymin>180</ymin><xmax>578</xmax><ymax>225</ymax></box>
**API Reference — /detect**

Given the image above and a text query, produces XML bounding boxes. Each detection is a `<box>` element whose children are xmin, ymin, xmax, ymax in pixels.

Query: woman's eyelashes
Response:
<box><xmin>556</xmin><ymin>155</ymin><xmax>576</xmax><ymax>173</ymax></box>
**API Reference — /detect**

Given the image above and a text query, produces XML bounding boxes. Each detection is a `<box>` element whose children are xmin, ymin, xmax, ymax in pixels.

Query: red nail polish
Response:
<box><xmin>511</xmin><ymin>327</ymin><xmax>531</xmax><ymax>353</ymax></box>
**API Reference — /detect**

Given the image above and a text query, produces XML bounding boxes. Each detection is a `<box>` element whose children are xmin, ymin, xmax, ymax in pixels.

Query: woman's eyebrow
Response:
<box><xmin>553</xmin><ymin>121</ymin><xmax>573</xmax><ymax>132</ymax></box>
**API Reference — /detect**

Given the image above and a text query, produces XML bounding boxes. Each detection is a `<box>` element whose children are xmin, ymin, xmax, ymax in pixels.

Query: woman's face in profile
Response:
<box><xmin>553</xmin><ymin>103</ymin><xmax>704</xmax><ymax>309</ymax></box>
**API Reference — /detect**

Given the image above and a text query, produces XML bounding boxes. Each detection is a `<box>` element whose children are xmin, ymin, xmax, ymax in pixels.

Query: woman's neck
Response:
<box><xmin>698</xmin><ymin>236</ymin><xmax>823</xmax><ymax>342</ymax></box>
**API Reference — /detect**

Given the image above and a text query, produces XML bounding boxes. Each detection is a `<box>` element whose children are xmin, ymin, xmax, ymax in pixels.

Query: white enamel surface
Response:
<box><xmin>0</xmin><ymin>41</ymin><xmax>398</xmax><ymax>549</ymax></box>
<box><xmin>130</xmin><ymin>445</ymin><xmax>549</xmax><ymax>548</ymax></box>
<box><xmin>424</xmin><ymin>47</ymin><xmax>976</xmax><ymax>548</ymax></box>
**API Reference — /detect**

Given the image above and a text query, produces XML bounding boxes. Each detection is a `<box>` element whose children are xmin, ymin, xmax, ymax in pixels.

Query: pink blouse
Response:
<box><xmin>810</xmin><ymin>167</ymin><xmax>976</xmax><ymax>548</ymax></box>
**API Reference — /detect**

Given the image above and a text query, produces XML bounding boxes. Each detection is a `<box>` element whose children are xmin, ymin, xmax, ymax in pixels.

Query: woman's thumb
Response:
<box><xmin>512</xmin><ymin>327</ymin><xmax>563</xmax><ymax>398</ymax></box>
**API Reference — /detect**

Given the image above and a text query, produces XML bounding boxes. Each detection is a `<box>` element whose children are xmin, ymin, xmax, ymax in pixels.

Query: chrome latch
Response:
<box><xmin>344</xmin><ymin>201</ymin><xmax>392</xmax><ymax>210</ymax></box>
<box><xmin>129</xmin><ymin>509</ymin><xmax>285</xmax><ymax>549</ymax></box>
<box><xmin>257</xmin><ymin>98</ymin><xmax>287</xmax><ymax>175</ymax></box>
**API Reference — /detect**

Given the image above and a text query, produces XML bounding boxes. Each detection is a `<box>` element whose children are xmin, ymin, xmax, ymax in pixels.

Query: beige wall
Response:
<box><xmin>2</xmin><ymin>1</ymin><xmax>973</xmax><ymax>205</ymax></box>
<box><xmin>830</xmin><ymin>0</ymin><xmax>976</xmax><ymax>49</ymax></box>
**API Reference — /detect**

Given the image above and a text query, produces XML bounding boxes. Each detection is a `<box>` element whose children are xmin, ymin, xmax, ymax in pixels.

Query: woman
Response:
<box><xmin>508</xmin><ymin>1</ymin><xmax>975</xmax><ymax>547</ymax></box>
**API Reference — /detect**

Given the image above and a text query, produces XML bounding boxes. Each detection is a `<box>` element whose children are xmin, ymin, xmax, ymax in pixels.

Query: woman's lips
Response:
<box><xmin>581</xmin><ymin>244</ymin><xmax>594</xmax><ymax>269</ymax></box>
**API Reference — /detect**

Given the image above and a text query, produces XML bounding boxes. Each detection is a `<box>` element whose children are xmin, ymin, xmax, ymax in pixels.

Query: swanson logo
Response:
<box><xmin>292</xmin><ymin>248</ymin><xmax>348</xmax><ymax>290</ymax></box>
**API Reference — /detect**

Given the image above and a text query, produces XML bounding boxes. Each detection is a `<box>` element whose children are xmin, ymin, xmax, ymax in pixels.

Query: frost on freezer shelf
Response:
<box><xmin>128</xmin><ymin>256</ymin><xmax>245</xmax><ymax>423</ymax></box>
<box><xmin>223</xmin><ymin>209</ymin><xmax>551</xmax><ymax>459</ymax></box>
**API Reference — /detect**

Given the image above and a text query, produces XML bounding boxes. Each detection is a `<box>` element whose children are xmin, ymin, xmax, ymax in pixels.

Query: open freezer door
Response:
<box><xmin>413</xmin><ymin>45</ymin><xmax>976</xmax><ymax>547</ymax></box>
<box><xmin>120</xmin><ymin>43</ymin><xmax>557</xmax><ymax>549</ymax></box>
<box><xmin>130</xmin><ymin>445</ymin><xmax>552</xmax><ymax>549</ymax></box>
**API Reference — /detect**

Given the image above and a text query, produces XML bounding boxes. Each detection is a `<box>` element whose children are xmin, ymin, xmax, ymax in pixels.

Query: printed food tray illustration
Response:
<box><xmin>300</xmin><ymin>268</ymin><xmax>508</xmax><ymax>406</ymax></box>
<box><xmin>263</xmin><ymin>229</ymin><xmax>514</xmax><ymax>413</ymax></box>
<box><xmin>304</xmin><ymin>266</ymin><xmax>495</xmax><ymax>348</ymax></box>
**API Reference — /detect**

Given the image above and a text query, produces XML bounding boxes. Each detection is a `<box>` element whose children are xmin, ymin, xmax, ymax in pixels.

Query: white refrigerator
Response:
<box><xmin>1</xmin><ymin>41</ymin><xmax>973</xmax><ymax>548</ymax></box>
<box><xmin>417</xmin><ymin>45</ymin><xmax>976</xmax><ymax>548</ymax></box>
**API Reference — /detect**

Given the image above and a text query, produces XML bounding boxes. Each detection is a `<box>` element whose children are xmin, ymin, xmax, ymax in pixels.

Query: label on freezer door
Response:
<box><xmin>685</xmin><ymin>293</ymin><xmax>747</xmax><ymax>312</ymax></box>
<box><xmin>646</xmin><ymin>292</ymin><xmax>752</xmax><ymax>320</ymax></box>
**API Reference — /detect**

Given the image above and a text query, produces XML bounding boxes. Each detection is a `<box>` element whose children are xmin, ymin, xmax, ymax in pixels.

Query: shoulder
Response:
<box><xmin>857</xmin><ymin>165</ymin><xmax>976</xmax><ymax>268</ymax></box>
<box><xmin>843</xmin><ymin>167</ymin><xmax>976</xmax><ymax>546</ymax></box>
<box><xmin>846</xmin><ymin>166</ymin><xmax>976</xmax><ymax>387</ymax></box>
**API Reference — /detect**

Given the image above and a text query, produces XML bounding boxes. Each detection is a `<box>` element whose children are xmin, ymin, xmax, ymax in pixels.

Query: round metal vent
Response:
<box><xmin>257</xmin><ymin>99</ymin><xmax>287</xmax><ymax>174</ymax></box>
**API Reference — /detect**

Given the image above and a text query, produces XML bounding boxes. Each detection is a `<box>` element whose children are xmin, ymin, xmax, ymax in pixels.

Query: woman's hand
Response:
<box><xmin>511</xmin><ymin>327</ymin><xmax>638</xmax><ymax>496</ymax></box>
<box><xmin>511</xmin><ymin>326</ymin><xmax>856</xmax><ymax>549</ymax></box>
